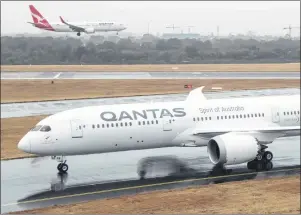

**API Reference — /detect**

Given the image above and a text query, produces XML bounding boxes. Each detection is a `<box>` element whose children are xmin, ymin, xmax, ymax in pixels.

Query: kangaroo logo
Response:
<box><xmin>31</xmin><ymin>13</ymin><xmax>48</xmax><ymax>26</ymax></box>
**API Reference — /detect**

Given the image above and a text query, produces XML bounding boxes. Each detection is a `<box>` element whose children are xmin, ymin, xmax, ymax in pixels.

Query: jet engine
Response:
<box><xmin>207</xmin><ymin>133</ymin><xmax>260</xmax><ymax>165</ymax></box>
<box><xmin>85</xmin><ymin>27</ymin><xmax>95</xmax><ymax>34</ymax></box>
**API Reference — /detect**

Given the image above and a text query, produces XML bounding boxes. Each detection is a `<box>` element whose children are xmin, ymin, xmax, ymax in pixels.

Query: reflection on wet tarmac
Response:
<box><xmin>14</xmin><ymin>159</ymin><xmax>300</xmax><ymax>213</ymax></box>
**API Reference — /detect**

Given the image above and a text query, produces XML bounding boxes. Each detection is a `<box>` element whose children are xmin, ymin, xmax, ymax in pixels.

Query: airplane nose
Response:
<box><xmin>18</xmin><ymin>136</ymin><xmax>31</xmax><ymax>153</ymax></box>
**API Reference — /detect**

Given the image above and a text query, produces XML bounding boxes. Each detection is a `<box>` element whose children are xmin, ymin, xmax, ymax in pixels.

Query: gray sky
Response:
<box><xmin>1</xmin><ymin>1</ymin><xmax>300</xmax><ymax>36</ymax></box>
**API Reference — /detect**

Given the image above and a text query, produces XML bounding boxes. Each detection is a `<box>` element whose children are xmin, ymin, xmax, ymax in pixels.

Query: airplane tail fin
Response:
<box><xmin>28</xmin><ymin>4</ymin><xmax>53</xmax><ymax>30</ymax></box>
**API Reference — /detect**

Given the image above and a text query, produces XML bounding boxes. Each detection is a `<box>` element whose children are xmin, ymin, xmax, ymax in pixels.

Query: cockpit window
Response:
<box><xmin>40</xmin><ymin>125</ymin><xmax>51</xmax><ymax>132</ymax></box>
<box><xmin>31</xmin><ymin>125</ymin><xmax>43</xmax><ymax>131</ymax></box>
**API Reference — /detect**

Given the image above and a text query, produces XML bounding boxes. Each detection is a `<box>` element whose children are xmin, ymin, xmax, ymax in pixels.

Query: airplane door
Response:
<box><xmin>162</xmin><ymin>117</ymin><xmax>172</xmax><ymax>131</ymax></box>
<box><xmin>70</xmin><ymin>119</ymin><xmax>83</xmax><ymax>138</ymax></box>
<box><xmin>271</xmin><ymin>108</ymin><xmax>280</xmax><ymax>123</ymax></box>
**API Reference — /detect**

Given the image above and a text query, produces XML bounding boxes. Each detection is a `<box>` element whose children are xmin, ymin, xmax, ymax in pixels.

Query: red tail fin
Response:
<box><xmin>29</xmin><ymin>5</ymin><xmax>54</xmax><ymax>30</ymax></box>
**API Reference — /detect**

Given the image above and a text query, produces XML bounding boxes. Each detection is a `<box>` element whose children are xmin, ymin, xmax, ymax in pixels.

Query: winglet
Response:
<box><xmin>59</xmin><ymin>16</ymin><xmax>66</xmax><ymax>24</ymax></box>
<box><xmin>186</xmin><ymin>86</ymin><xmax>206</xmax><ymax>102</ymax></box>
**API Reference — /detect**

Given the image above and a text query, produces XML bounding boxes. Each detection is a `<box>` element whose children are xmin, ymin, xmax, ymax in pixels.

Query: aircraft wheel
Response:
<box><xmin>58</xmin><ymin>163</ymin><xmax>68</xmax><ymax>173</ymax></box>
<box><xmin>77</xmin><ymin>32</ymin><xmax>80</xmax><ymax>36</ymax></box>
<box><xmin>256</xmin><ymin>153</ymin><xmax>263</xmax><ymax>161</ymax></box>
<box><xmin>263</xmin><ymin>151</ymin><xmax>273</xmax><ymax>162</ymax></box>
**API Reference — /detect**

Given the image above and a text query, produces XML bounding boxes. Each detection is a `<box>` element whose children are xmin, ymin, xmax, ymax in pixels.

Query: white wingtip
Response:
<box><xmin>186</xmin><ymin>86</ymin><xmax>206</xmax><ymax>102</ymax></box>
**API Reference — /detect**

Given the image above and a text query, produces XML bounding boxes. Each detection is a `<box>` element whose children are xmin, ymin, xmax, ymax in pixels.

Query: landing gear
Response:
<box><xmin>77</xmin><ymin>32</ymin><xmax>81</xmax><ymax>36</ymax></box>
<box><xmin>57</xmin><ymin>162</ymin><xmax>69</xmax><ymax>173</ymax></box>
<box><xmin>247</xmin><ymin>148</ymin><xmax>274</xmax><ymax>171</ymax></box>
<box><xmin>52</xmin><ymin>155</ymin><xmax>69</xmax><ymax>173</ymax></box>
<box><xmin>116</xmin><ymin>32</ymin><xmax>119</xmax><ymax>35</ymax></box>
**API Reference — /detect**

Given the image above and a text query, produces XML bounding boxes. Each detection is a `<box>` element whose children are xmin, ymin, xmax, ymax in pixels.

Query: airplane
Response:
<box><xmin>17</xmin><ymin>86</ymin><xmax>300</xmax><ymax>177</ymax></box>
<box><xmin>27</xmin><ymin>5</ymin><xmax>127</xmax><ymax>36</ymax></box>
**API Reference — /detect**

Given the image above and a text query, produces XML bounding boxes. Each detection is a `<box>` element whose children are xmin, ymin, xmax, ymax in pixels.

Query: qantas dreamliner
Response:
<box><xmin>27</xmin><ymin>5</ymin><xmax>127</xmax><ymax>36</ymax></box>
<box><xmin>18</xmin><ymin>86</ymin><xmax>300</xmax><ymax>177</ymax></box>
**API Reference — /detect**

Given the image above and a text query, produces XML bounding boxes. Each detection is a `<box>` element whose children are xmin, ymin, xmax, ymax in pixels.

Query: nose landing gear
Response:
<box><xmin>77</xmin><ymin>32</ymin><xmax>81</xmax><ymax>36</ymax></box>
<box><xmin>52</xmin><ymin>155</ymin><xmax>69</xmax><ymax>173</ymax></box>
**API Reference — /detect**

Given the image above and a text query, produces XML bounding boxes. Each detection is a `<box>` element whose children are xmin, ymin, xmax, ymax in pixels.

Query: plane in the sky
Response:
<box><xmin>18</xmin><ymin>86</ymin><xmax>300</xmax><ymax>177</ymax></box>
<box><xmin>27</xmin><ymin>5</ymin><xmax>127</xmax><ymax>36</ymax></box>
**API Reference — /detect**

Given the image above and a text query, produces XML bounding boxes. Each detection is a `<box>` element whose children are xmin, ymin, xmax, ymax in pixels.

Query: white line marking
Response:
<box><xmin>53</xmin><ymin>72</ymin><xmax>62</xmax><ymax>79</ymax></box>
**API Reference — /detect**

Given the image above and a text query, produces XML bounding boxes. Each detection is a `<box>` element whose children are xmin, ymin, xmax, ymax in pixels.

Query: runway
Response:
<box><xmin>1</xmin><ymin>88</ymin><xmax>300</xmax><ymax>118</ymax></box>
<box><xmin>1</xmin><ymin>136</ymin><xmax>300</xmax><ymax>213</ymax></box>
<box><xmin>1</xmin><ymin>71</ymin><xmax>300</xmax><ymax>80</ymax></box>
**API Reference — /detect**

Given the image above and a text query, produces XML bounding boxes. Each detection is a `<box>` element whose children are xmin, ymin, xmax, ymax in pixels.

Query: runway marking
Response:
<box><xmin>53</xmin><ymin>72</ymin><xmax>62</xmax><ymax>79</ymax></box>
<box><xmin>1</xmin><ymin>167</ymin><xmax>299</xmax><ymax>207</ymax></box>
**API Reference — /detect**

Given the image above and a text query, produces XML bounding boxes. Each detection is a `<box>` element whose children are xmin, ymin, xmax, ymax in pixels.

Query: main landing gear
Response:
<box><xmin>52</xmin><ymin>155</ymin><xmax>69</xmax><ymax>174</ymax></box>
<box><xmin>77</xmin><ymin>32</ymin><xmax>81</xmax><ymax>36</ymax></box>
<box><xmin>247</xmin><ymin>146</ymin><xmax>274</xmax><ymax>171</ymax></box>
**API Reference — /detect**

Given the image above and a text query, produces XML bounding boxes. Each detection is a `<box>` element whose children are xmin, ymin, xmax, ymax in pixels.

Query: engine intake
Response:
<box><xmin>207</xmin><ymin>133</ymin><xmax>260</xmax><ymax>165</ymax></box>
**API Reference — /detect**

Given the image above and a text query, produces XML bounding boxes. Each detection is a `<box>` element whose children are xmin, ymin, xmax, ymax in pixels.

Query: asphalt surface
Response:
<box><xmin>1</xmin><ymin>136</ymin><xmax>300</xmax><ymax>213</ymax></box>
<box><xmin>1</xmin><ymin>71</ymin><xmax>300</xmax><ymax>80</ymax></box>
<box><xmin>2</xmin><ymin>88</ymin><xmax>300</xmax><ymax>118</ymax></box>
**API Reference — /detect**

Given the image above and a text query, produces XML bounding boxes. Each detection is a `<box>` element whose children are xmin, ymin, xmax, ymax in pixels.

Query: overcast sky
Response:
<box><xmin>1</xmin><ymin>1</ymin><xmax>300</xmax><ymax>36</ymax></box>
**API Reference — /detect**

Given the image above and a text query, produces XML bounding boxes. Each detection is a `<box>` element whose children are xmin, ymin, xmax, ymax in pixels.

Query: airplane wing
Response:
<box><xmin>192</xmin><ymin>126</ymin><xmax>300</xmax><ymax>139</ymax></box>
<box><xmin>59</xmin><ymin>16</ymin><xmax>86</xmax><ymax>32</ymax></box>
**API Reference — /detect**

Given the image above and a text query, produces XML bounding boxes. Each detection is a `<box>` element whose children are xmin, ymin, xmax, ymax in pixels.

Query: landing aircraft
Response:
<box><xmin>27</xmin><ymin>5</ymin><xmax>126</xmax><ymax>36</ymax></box>
<box><xmin>18</xmin><ymin>86</ymin><xmax>300</xmax><ymax>177</ymax></box>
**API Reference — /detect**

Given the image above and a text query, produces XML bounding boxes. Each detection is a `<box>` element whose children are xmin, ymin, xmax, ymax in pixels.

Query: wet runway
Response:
<box><xmin>1</xmin><ymin>136</ymin><xmax>300</xmax><ymax>213</ymax></box>
<box><xmin>1</xmin><ymin>71</ymin><xmax>300</xmax><ymax>80</ymax></box>
<box><xmin>2</xmin><ymin>88</ymin><xmax>300</xmax><ymax>118</ymax></box>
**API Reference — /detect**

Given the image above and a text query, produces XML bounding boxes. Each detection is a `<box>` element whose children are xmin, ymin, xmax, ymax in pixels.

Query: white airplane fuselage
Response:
<box><xmin>33</xmin><ymin>22</ymin><xmax>126</xmax><ymax>33</ymax></box>
<box><xmin>18</xmin><ymin>90</ymin><xmax>300</xmax><ymax>163</ymax></box>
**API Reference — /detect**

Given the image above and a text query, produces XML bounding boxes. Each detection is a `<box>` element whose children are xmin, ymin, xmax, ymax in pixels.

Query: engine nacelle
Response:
<box><xmin>207</xmin><ymin>133</ymin><xmax>260</xmax><ymax>165</ymax></box>
<box><xmin>85</xmin><ymin>27</ymin><xmax>95</xmax><ymax>34</ymax></box>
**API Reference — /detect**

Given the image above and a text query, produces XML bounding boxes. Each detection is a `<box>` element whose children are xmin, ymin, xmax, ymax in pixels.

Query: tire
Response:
<box><xmin>60</xmin><ymin>163</ymin><xmax>68</xmax><ymax>173</ymax></box>
<box><xmin>256</xmin><ymin>153</ymin><xmax>263</xmax><ymax>161</ymax></box>
<box><xmin>264</xmin><ymin>151</ymin><xmax>273</xmax><ymax>162</ymax></box>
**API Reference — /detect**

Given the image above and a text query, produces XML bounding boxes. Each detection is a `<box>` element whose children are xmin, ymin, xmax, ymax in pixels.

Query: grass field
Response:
<box><xmin>11</xmin><ymin>175</ymin><xmax>300</xmax><ymax>214</ymax></box>
<box><xmin>1</xmin><ymin>63</ymin><xmax>300</xmax><ymax>72</ymax></box>
<box><xmin>1</xmin><ymin>79</ymin><xmax>300</xmax><ymax>103</ymax></box>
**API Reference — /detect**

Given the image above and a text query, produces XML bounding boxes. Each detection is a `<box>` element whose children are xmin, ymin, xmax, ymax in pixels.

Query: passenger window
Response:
<box><xmin>197</xmin><ymin>117</ymin><xmax>200</xmax><ymax>121</ymax></box>
<box><xmin>97</xmin><ymin>124</ymin><xmax>100</xmax><ymax>128</ymax></box>
<box><xmin>148</xmin><ymin>121</ymin><xmax>150</xmax><ymax>125</ymax></box>
<box><xmin>79</xmin><ymin>126</ymin><xmax>81</xmax><ymax>130</ymax></box>
<box><xmin>193</xmin><ymin>118</ymin><xmax>195</xmax><ymax>121</ymax></box>
<box><xmin>255</xmin><ymin>114</ymin><xmax>257</xmax><ymax>117</ymax></box>
<box><xmin>120</xmin><ymin>123</ymin><xmax>123</xmax><ymax>127</ymax></box>
<box><xmin>221</xmin><ymin>116</ymin><xmax>223</xmax><ymax>120</ymax></box>
<box><xmin>92</xmin><ymin>125</ymin><xmax>95</xmax><ymax>129</ymax></box>
<box><xmin>125</xmin><ymin>122</ymin><xmax>128</xmax><ymax>126</ymax></box>
<box><xmin>151</xmin><ymin>121</ymin><xmax>154</xmax><ymax>124</ymax></box>
<box><xmin>116</xmin><ymin>123</ymin><xmax>118</xmax><ymax>127</ymax></box>
<box><xmin>287</xmin><ymin>112</ymin><xmax>289</xmax><ymax>115</ymax></box>
<box><xmin>262</xmin><ymin>113</ymin><xmax>264</xmax><ymax>117</ymax></box>
<box><xmin>258</xmin><ymin>113</ymin><xmax>261</xmax><ymax>117</ymax></box>
<box><xmin>247</xmin><ymin>114</ymin><xmax>250</xmax><ymax>118</ymax></box>
<box><xmin>217</xmin><ymin>116</ymin><xmax>219</xmax><ymax>120</ymax></box>
<box><xmin>225</xmin><ymin>116</ymin><xmax>227</xmax><ymax>119</ymax></box>
<box><xmin>111</xmin><ymin>123</ymin><xmax>114</xmax><ymax>127</ymax></box>
<box><xmin>209</xmin><ymin>117</ymin><xmax>211</xmax><ymax>120</ymax></box>
<box><xmin>284</xmin><ymin>112</ymin><xmax>286</xmax><ymax>115</ymax></box>
<box><xmin>102</xmin><ymin>124</ymin><xmax>105</xmax><ymax>128</ymax></box>
<box><xmin>138</xmin><ymin>121</ymin><xmax>141</xmax><ymax>125</ymax></box>
<box><xmin>40</xmin><ymin>125</ymin><xmax>51</xmax><ymax>132</ymax></box>
<box><xmin>129</xmin><ymin>122</ymin><xmax>132</xmax><ymax>126</ymax></box>
<box><xmin>294</xmin><ymin>111</ymin><xmax>296</xmax><ymax>114</ymax></box>
<box><xmin>156</xmin><ymin>120</ymin><xmax>158</xmax><ymax>124</ymax></box>
<box><xmin>143</xmin><ymin>121</ymin><xmax>145</xmax><ymax>125</ymax></box>
<box><xmin>107</xmin><ymin>124</ymin><xmax>109</xmax><ymax>128</ymax></box>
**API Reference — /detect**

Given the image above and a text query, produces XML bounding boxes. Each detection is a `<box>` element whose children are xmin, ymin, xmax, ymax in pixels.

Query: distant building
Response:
<box><xmin>161</xmin><ymin>33</ymin><xmax>201</xmax><ymax>40</ymax></box>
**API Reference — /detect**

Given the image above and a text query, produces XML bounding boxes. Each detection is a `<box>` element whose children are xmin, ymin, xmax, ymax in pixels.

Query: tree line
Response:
<box><xmin>1</xmin><ymin>36</ymin><xmax>300</xmax><ymax>65</ymax></box>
